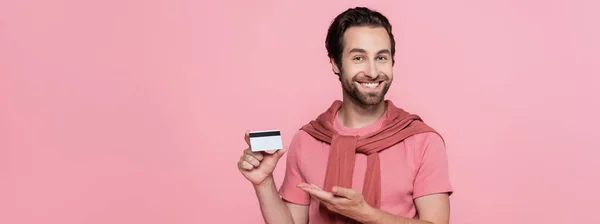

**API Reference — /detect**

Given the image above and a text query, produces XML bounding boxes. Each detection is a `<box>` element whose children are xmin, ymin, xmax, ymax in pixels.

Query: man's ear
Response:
<box><xmin>330</xmin><ymin>58</ymin><xmax>341</xmax><ymax>75</ymax></box>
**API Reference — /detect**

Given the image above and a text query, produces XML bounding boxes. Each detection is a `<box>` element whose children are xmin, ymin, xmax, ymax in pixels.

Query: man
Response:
<box><xmin>237</xmin><ymin>7</ymin><xmax>453</xmax><ymax>224</ymax></box>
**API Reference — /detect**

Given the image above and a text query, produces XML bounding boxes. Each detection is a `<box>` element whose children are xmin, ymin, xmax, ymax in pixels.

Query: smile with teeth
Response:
<box><xmin>359</xmin><ymin>81</ymin><xmax>382</xmax><ymax>88</ymax></box>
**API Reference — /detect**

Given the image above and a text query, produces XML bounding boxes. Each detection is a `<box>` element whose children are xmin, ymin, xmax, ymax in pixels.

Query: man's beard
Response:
<box><xmin>340</xmin><ymin>72</ymin><xmax>391</xmax><ymax>106</ymax></box>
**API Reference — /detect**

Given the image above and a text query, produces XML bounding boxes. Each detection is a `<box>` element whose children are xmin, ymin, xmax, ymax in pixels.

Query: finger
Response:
<box><xmin>244</xmin><ymin>130</ymin><xmax>251</xmax><ymax>146</ymax></box>
<box><xmin>297</xmin><ymin>183</ymin><xmax>322</xmax><ymax>192</ymax></box>
<box><xmin>298</xmin><ymin>184</ymin><xmax>345</xmax><ymax>210</ymax></box>
<box><xmin>299</xmin><ymin>183</ymin><xmax>335</xmax><ymax>204</ymax></box>
<box><xmin>238</xmin><ymin>160</ymin><xmax>254</xmax><ymax>171</ymax></box>
<box><xmin>244</xmin><ymin>148</ymin><xmax>264</xmax><ymax>161</ymax></box>
<box><xmin>331</xmin><ymin>186</ymin><xmax>357</xmax><ymax>199</ymax></box>
<box><xmin>318</xmin><ymin>199</ymin><xmax>337</xmax><ymax>211</ymax></box>
<box><xmin>243</xmin><ymin>154</ymin><xmax>261</xmax><ymax>167</ymax></box>
<box><xmin>309</xmin><ymin>185</ymin><xmax>352</xmax><ymax>204</ymax></box>
<box><xmin>297</xmin><ymin>182</ymin><xmax>309</xmax><ymax>188</ymax></box>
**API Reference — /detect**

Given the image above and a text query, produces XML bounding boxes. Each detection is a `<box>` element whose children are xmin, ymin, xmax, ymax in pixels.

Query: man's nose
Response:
<box><xmin>364</xmin><ymin>61</ymin><xmax>379</xmax><ymax>79</ymax></box>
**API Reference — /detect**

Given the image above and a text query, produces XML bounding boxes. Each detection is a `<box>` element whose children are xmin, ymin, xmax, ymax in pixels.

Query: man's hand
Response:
<box><xmin>298</xmin><ymin>183</ymin><xmax>442</xmax><ymax>224</ymax></box>
<box><xmin>297</xmin><ymin>182</ymin><xmax>380</xmax><ymax>223</ymax></box>
<box><xmin>237</xmin><ymin>130</ymin><xmax>287</xmax><ymax>186</ymax></box>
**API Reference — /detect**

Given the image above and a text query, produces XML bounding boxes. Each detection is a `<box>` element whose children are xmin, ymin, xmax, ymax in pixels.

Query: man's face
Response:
<box><xmin>333</xmin><ymin>26</ymin><xmax>393</xmax><ymax>106</ymax></box>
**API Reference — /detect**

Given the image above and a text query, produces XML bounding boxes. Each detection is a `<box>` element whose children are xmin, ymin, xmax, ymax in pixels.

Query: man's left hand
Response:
<box><xmin>297</xmin><ymin>182</ymin><xmax>380</xmax><ymax>223</ymax></box>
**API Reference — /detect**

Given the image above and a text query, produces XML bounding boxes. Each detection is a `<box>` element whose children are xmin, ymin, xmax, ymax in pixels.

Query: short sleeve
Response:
<box><xmin>412</xmin><ymin>132</ymin><xmax>453</xmax><ymax>199</ymax></box>
<box><xmin>278</xmin><ymin>131</ymin><xmax>311</xmax><ymax>205</ymax></box>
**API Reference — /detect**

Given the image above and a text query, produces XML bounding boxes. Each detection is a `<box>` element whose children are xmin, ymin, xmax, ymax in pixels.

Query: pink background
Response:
<box><xmin>1</xmin><ymin>0</ymin><xmax>599</xmax><ymax>223</ymax></box>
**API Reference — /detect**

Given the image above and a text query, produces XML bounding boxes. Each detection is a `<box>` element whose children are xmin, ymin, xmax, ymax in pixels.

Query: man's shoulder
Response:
<box><xmin>288</xmin><ymin>129</ymin><xmax>314</xmax><ymax>146</ymax></box>
<box><xmin>408</xmin><ymin>131</ymin><xmax>444</xmax><ymax>141</ymax></box>
<box><xmin>403</xmin><ymin>131</ymin><xmax>445</xmax><ymax>150</ymax></box>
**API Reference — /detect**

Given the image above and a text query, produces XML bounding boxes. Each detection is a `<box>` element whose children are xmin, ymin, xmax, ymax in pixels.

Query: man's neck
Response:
<box><xmin>338</xmin><ymin>96</ymin><xmax>387</xmax><ymax>129</ymax></box>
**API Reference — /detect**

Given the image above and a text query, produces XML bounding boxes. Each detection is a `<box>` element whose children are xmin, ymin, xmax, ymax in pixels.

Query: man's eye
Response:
<box><xmin>377</xmin><ymin>56</ymin><xmax>387</xmax><ymax>60</ymax></box>
<box><xmin>353</xmin><ymin>56</ymin><xmax>364</xmax><ymax>61</ymax></box>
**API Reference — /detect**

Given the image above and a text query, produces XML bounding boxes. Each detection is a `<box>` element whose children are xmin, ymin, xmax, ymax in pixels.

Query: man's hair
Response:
<box><xmin>325</xmin><ymin>7</ymin><xmax>396</xmax><ymax>73</ymax></box>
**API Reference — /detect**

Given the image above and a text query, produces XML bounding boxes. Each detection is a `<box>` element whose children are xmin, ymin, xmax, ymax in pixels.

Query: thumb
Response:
<box><xmin>274</xmin><ymin>146</ymin><xmax>288</xmax><ymax>159</ymax></box>
<box><xmin>332</xmin><ymin>186</ymin><xmax>356</xmax><ymax>199</ymax></box>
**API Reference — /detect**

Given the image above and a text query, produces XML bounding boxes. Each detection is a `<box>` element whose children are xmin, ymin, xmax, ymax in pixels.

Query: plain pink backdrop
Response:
<box><xmin>1</xmin><ymin>0</ymin><xmax>599</xmax><ymax>223</ymax></box>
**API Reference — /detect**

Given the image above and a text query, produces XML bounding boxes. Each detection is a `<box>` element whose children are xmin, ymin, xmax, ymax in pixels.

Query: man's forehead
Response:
<box><xmin>342</xmin><ymin>26</ymin><xmax>391</xmax><ymax>52</ymax></box>
<box><xmin>344</xmin><ymin>26</ymin><xmax>390</xmax><ymax>44</ymax></box>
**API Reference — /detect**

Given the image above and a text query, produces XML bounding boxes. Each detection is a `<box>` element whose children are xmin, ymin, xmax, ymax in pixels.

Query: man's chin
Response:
<box><xmin>343</xmin><ymin>84</ymin><xmax>387</xmax><ymax>106</ymax></box>
<box><xmin>362</xmin><ymin>98</ymin><xmax>385</xmax><ymax>106</ymax></box>
<box><xmin>356</xmin><ymin>94</ymin><xmax>385</xmax><ymax>106</ymax></box>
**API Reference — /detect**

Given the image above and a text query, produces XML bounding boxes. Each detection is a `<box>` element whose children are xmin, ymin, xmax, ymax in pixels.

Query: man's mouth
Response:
<box><xmin>356</xmin><ymin>81</ymin><xmax>383</xmax><ymax>89</ymax></box>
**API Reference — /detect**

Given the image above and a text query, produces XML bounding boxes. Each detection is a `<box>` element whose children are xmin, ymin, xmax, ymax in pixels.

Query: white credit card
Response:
<box><xmin>249</xmin><ymin>129</ymin><xmax>283</xmax><ymax>152</ymax></box>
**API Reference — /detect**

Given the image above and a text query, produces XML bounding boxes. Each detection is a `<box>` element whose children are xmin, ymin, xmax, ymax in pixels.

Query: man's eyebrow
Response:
<box><xmin>378</xmin><ymin>49</ymin><xmax>391</xmax><ymax>54</ymax></box>
<box><xmin>348</xmin><ymin>48</ymin><xmax>367</xmax><ymax>54</ymax></box>
<box><xmin>348</xmin><ymin>48</ymin><xmax>391</xmax><ymax>55</ymax></box>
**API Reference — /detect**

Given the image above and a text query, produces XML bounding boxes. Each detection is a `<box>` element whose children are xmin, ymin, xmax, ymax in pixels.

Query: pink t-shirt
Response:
<box><xmin>279</xmin><ymin>110</ymin><xmax>453</xmax><ymax>223</ymax></box>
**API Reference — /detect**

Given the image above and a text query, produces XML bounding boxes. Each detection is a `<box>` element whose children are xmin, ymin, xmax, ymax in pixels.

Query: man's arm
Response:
<box><xmin>362</xmin><ymin>132</ymin><xmax>452</xmax><ymax>224</ymax></box>
<box><xmin>363</xmin><ymin>132</ymin><xmax>452</xmax><ymax>224</ymax></box>
<box><xmin>298</xmin><ymin>184</ymin><xmax>448</xmax><ymax>224</ymax></box>
<box><xmin>254</xmin><ymin>176</ymin><xmax>309</xmax><ymax>224</ymax></box>
<box><xmin>254</xmin><ymin>131</ymin><xmax>314</xmax><ymax>224</ymax></box>
<box><xmin>238</xmin><ymin>130</ymin><xmax>310</xmax><ymax>224</ymax></box>
<box><xmin>363</xmin><ymin>193</ymin><xmax>450</xmax><ymax>224</ymax></box>
<box><xmin>285</xmin><ymin>200</ymin><xmax>310</xmax><ymax>224</ymax></box>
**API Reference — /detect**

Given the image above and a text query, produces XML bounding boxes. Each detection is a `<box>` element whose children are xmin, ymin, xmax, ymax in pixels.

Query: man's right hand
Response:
<box><xmin>237</xmin><ymin>130</ymin><xmax>288</xmax><ymax>186</ymax></box>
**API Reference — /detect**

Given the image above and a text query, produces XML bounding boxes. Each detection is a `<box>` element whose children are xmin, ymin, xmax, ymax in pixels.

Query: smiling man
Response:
<box><xmin>237</xmin><ymin>7</ymin><xmax>453</xmax><ymax>224</ymax></box>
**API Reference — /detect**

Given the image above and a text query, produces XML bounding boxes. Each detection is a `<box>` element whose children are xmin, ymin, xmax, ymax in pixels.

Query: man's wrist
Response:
<box><xmin>360</xmin><ymin>204</ymin><xmax>385</xmax><ymax>224</ymax></box>
<box><xmin>253</xmin><ymin>175</ymin><xmax>275</xmax><ymax>192</ymax></box>
<box><xmin>360</xmin><ymin>205</ymin><xmax>434</xmax><ymax>224</ymax></box>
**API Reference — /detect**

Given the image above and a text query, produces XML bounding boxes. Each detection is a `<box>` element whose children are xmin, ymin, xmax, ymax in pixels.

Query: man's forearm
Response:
<box><xmin>362</xmin><ymin>207</ymin><xmax>433</xmax><ymax>224</ymax></box>
<box><xmin>253</xmin><ymin>176</ymin><xmax>294</xmax><ymax>224</ymax></box>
